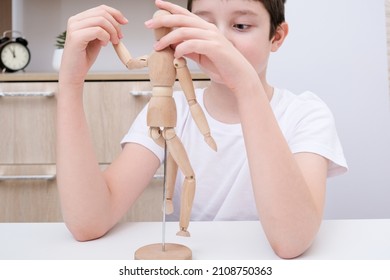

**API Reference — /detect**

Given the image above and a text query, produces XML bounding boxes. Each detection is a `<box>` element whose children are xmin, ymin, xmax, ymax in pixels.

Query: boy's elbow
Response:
<box><xmin>71</xmin><ymin>229</ymin><xmax>104</xmax><ymax>242</ymax></box>
<box><xmin>272</xmin><ymin>244</ymin><xmax>305</xmax><ymax>259</ymax></box>
<box><xmin>65</xmin><ymin>220</ymin><xmax>108</xmax><ymax>242</ymax></box>
<box><xmin>266</xmin><ymin>219</ymin><xmax>321</xmax><ymax>259</ymax></box>
<box><xmin>270</xmin><ymin>238</ymin><xmax>313</xmax><ymax>259</ymax></box>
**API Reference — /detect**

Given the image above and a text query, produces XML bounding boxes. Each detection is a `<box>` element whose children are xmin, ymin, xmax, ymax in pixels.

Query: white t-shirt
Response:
<box><xmin>121</xmin><ymin>88</ymin><xmax>348</xmax><ymax>221</ymax></box>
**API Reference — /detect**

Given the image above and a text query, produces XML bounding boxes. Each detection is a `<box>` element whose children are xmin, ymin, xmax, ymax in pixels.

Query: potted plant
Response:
<box><xmin>52</xmin><ymin>31</ymin><xmax>66</xmax><ymax>71</ymax></box>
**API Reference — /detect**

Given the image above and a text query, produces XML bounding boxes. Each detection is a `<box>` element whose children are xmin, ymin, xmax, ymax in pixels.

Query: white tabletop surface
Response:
<box><xmin>0</xmin><ymin>219</ymin><xmax>389</xmax><ymax>260</ymax></box>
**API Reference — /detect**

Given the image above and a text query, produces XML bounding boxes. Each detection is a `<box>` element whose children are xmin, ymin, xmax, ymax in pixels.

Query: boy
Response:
<box><xmin>57</xmin><ymin>0</ymin><xmax>347</xmax><ymax>258</ymax></box>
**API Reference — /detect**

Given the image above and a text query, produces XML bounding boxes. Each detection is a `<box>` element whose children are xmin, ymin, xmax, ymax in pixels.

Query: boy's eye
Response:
<box><xmin>233</xmin><ymin>24</ymin><xmax>250</xmax><ymax>31</ymax></box>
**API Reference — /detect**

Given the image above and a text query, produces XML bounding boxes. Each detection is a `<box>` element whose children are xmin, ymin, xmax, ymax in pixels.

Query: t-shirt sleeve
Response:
<box><xmin>287</xmin><ymin>92</ymin><xmax>348</xmax><ymax>177</ymax></box>
<box><xmin>120</xmin><ymin>104</ymin><xmax>165</xmax><ymax>163</ymax></box>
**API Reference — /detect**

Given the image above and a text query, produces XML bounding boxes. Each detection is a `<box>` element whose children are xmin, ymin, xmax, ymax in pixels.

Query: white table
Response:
<box><xmin>0</xmin><ymin>219</ymin><xmax>389</xmax><ymax>260</ymax></box>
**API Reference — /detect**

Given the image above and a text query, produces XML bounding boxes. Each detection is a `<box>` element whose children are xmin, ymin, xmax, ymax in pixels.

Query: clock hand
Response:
<box><xmin>11</xmin><ymin>46</ymin><xmax>16</xmax><ymax>58</ymax></box>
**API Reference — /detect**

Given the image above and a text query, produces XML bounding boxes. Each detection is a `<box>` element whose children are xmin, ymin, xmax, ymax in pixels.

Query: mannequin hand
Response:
<box><xmin>60</xmin><ymin>5</ymin><xmax>128</xmax><ymax>86</ymax></box>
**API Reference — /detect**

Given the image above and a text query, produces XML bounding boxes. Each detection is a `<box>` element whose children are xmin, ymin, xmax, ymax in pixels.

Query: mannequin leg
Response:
<box><xmin>163</xmin><ymin>128</ymin><xmax>195</xmax><ymax>237</ymax></box>
<box><xmin>149</xmin><ymin>127</ymin><xmax>165</xmax><ymax>147</ymax></box>
<box><xmin>165</xmin><ymin>151</ymin><xmax>178</xmax><ymax>214</ymax></box>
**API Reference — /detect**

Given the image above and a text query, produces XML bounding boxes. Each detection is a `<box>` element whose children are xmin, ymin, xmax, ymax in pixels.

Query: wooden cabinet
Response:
<box><xmin>0</xmin><ymin>73</ymin><xmax>210</xmax><ymax>222</ymax></box>
<box><xmin>0</xmin><ymin>0</ymin><xmax>12</xmax><ymax>32</ymax></box>
<box><xmin>0</xmin><ymin>82</ymin><xmax>58</xmax><ymax>222</ymax></box>
<box><xmin>0</xmin><ymin>82</ymin><xmax>57</xmax><ymax>164</ymax></box>
<box><xmin>0</xmin><ymin>165</ymin><xmax>60</xmax><ymax>222</ymax></box>
<box><xmin>83</xmin><ymin>81</ymin><xmax>152</xmax><ymax>163</ymax></box>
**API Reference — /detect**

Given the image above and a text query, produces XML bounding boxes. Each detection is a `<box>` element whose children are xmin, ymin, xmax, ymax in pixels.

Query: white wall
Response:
<box><xmin>268</xmin><ymin>0</ymin><xmax>390</xmax><ymax>219</ymax></box>
<box><xmin>12</xmin><ymin>0</ymin><xmax>189</xmax><ymax>72</ymax></box>
<box><xmin>13</xmin><ymin>0</ymin><xmax>390</xmax><ymax>219</ymax></box>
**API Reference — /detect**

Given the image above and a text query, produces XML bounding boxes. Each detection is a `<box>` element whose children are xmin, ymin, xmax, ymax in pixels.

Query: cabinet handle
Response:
<box><xmin>153</xmin><ymin>174</ymin><xmax>163</xmax><ymax>180</ymax></box>
<box><xmin>0</xmin><ymin>174</ymin><xmax>56</xmax><ymax>181</ymax></box>
<box><xmin>0</xmin><ymin>91</ymin><xmax>55</xmax><ymax>97</ymax></box>
<box><xmin>1</xmin><ymin>174</ymin><xmax>160</xmax><ymax>181</ymax></box>
<box><xmin>129</xmin><ymin>90</ymin><xmax>151</xmax><ymax>96</ymax></box>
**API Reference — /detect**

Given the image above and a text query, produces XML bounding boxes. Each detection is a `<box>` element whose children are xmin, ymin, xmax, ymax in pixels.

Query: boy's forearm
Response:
<box><xmin>236</xmin><ymin>82</ymin><xmax>322</xmax><ymax>258</ymax></box>
<box><xmin>56</xmin><ymin>83</ymin><xmax>113</xmax><ymax>240</ymax></box>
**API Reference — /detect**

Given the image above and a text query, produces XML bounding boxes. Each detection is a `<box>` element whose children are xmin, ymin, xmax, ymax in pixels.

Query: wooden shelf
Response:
<box><xmin>0</xmin><ymin>71</ymin><xmax>209</xmax><ymax>82</ymax></box>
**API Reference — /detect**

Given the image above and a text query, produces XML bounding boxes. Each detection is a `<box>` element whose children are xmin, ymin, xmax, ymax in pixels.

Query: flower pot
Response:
<box><xmin>52</xmin><ymin>49</ymin><xmax>63</xmax><ymax>71</ymax></box>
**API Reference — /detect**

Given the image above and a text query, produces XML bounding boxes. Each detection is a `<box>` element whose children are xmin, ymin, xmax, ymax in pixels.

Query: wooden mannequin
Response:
<box><xmin>113</xmin><ymin>9</ymin><xmax>217</xmax><ymax>238</ymax></box>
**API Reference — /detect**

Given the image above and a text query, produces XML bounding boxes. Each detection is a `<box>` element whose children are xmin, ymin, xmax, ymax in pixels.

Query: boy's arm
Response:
<box><xmin>56</xmin><ymin>5</ymin><xmax>159</xmax><ymax>241</ymax></box>
<box><xmin>236</xmin><ymin>79</ymin><xmax>328</xmax><ymax>259</ymax></box>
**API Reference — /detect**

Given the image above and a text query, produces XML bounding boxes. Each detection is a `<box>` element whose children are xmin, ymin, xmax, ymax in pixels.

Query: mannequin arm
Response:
<box><xmin>174</xmin><ymin>57</ymin><xmax>217</xmax><ymax>151</ymax></box>
<box><xmin>113</xmin><ymin>41</ymin><xmax>148</xmax><ymax>69</ymax></box>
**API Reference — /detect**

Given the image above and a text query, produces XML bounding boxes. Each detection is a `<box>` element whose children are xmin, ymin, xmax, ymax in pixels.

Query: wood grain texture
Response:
<box><xmin>0</xmin><ymin>79</ymin><xmax>209</xmax><ymax>222</ymax></box>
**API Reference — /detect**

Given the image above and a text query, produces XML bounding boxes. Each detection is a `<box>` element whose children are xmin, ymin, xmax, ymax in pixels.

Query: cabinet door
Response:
<box><xmin>0</xmin><ymin>164</ymin><xmax>61</xmax><ymax>222</ymax></box>
<box><xmin>83</xmin><ymin>81</ymin><xmax>152</xmax><ymax>163</ymax></box>
<box><xmin>0</xmin><ymin>82</ymin><xmax>57</xmax><ymax>164</ymax></box>
<box><xmin>0</xmin><ymin>78</ymin><xmax>209</xmax><ymax>222</ymax></box>
<box><xmin>83</xmin><ymin>80</ymin><xmax>210</xmax><ymax>163</ymax></box>
<box><xmin>83</xmin><ymin>80</ymin><xmax>210</xmax><ymax>221</ymax></box>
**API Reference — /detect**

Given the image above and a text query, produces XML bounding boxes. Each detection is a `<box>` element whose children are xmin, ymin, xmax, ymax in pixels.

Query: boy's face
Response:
<box><xmin>191</xmin><ymin>0</ymin><xmax>275</xmax><ymax>77</ymax></box>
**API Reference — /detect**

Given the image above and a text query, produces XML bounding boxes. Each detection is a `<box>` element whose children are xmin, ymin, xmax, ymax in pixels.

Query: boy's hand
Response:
<box><xmin>145</xmin><ymin>0</ymin><xmax>257</xmax><ymax>92</ymax></box>
<box><xmin>60</xmin><ymin>5</ymin><xmax>128</xmax><ymax>86</ymax></box>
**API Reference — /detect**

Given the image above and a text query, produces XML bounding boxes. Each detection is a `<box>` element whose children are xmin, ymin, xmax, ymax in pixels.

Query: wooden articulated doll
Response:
<box><xmin>113</xmin><ymin>9</ymin><xmax>217</xmax><ymax>237</ymax></box>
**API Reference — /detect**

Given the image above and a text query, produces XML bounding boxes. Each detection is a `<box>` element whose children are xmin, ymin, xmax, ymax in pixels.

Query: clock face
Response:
<box><xmin>0</xmin><ymin>42</ymin><xmax>30</xmax><ymax>71</ymax></box>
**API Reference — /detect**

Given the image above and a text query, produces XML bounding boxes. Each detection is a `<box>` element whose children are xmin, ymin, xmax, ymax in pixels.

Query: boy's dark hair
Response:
<box><xmin>187</xmin><ymin>0</ymin><xmax>286</xmax><ymax>39</ymax></box>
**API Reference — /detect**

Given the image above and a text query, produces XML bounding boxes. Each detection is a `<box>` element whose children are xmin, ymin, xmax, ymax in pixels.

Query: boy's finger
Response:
<box><xmin>72</xmin><ymin>5</ymin><xmax>128</xmax><ymax>24</ymax></box>
<box><xmin>154</xmin><ymin>0</ymin><xmax>193</xmax><ymax>16</ymax></box>
<box><xmin>69</xmin><ymin>16</ymin><xmax>122</xmax><ymax>44</ymax></box>
<box><xmin>70</xmin><ymin>5</ymin><xmax>127</xmax><ymax>40</ymax></box>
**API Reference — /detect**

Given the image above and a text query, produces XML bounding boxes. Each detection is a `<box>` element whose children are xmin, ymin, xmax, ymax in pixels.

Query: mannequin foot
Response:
<box><xmin>176</xmin><ymin>228</ymin><xmax>190</xmax><ymax>237</ymax></box>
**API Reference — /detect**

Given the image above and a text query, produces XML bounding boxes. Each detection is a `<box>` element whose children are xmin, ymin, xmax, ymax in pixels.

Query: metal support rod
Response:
<box><xmin>162</xmin><ymin>140</ymin><xmax>168</xmax><ymax>252</ymax></box>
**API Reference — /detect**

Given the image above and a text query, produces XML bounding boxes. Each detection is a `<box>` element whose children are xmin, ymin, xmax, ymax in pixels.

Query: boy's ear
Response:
<box><xmin>271</xmin><ymin>22</ymin><xmax>289</xmax><ymax>52</ymax></box>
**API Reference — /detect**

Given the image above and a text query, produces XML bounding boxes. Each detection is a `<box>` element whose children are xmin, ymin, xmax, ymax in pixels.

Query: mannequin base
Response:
<box><xmin>134</xmin><ymin>243</ymin><xmax>192</xmax><ymax>260</ymax></box>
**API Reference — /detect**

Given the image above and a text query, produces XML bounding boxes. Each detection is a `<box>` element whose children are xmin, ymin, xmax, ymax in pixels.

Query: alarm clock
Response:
<box><xmin>0</xmin><ymin>30</ymin><xmax>31</xmax><ymax>73</ymax></box>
